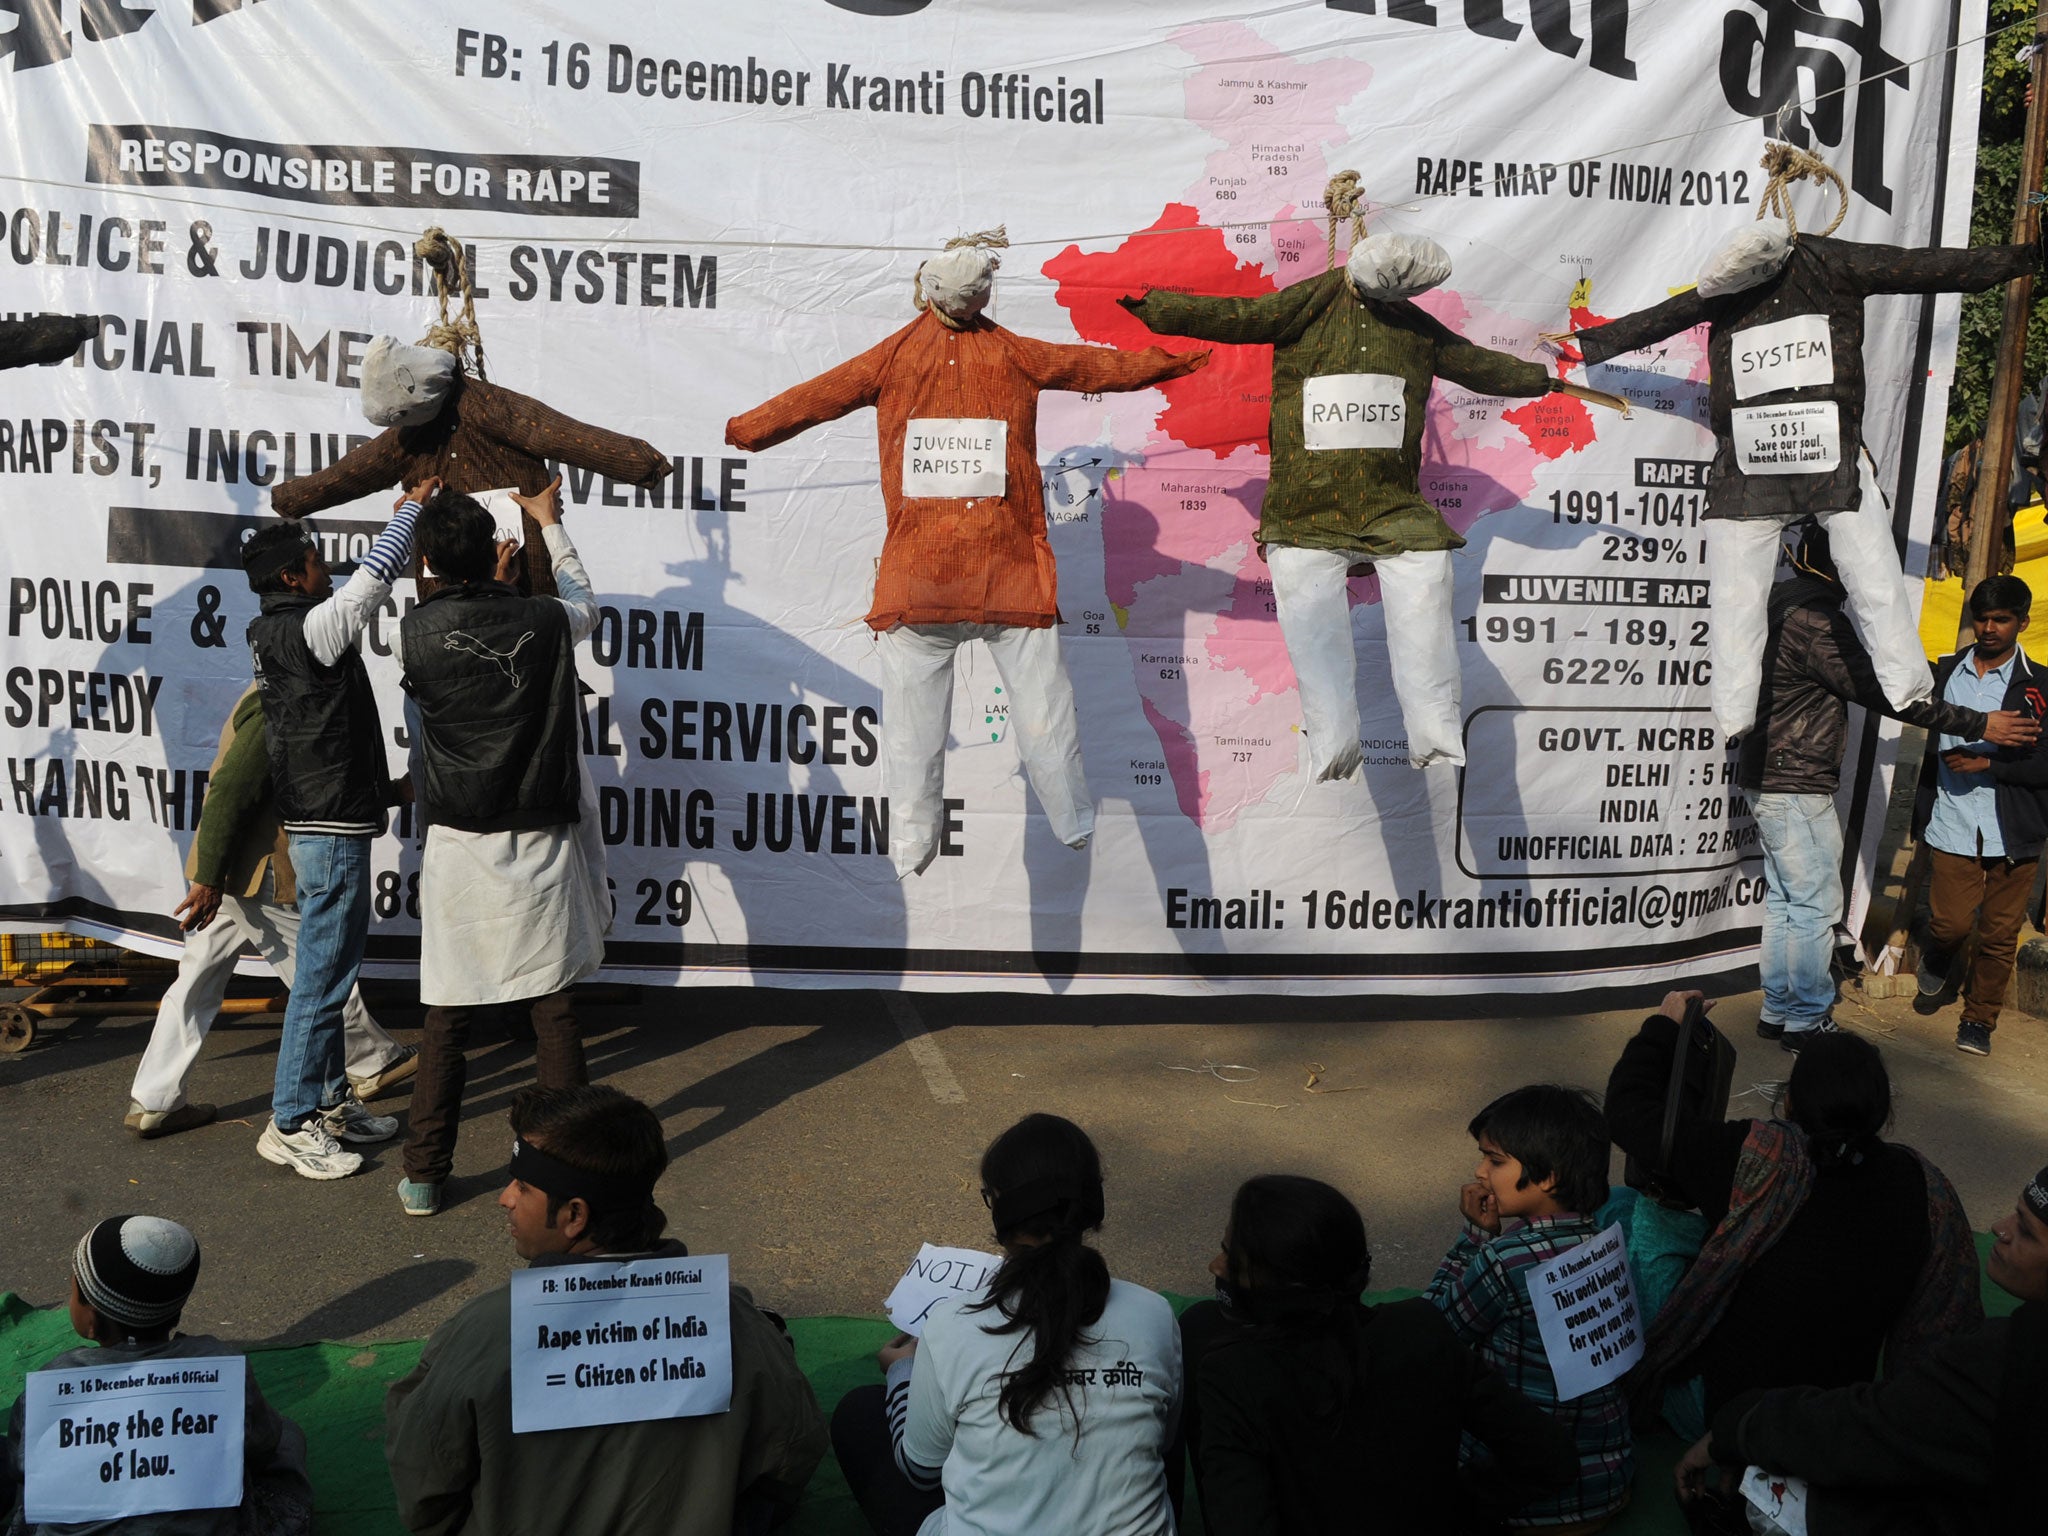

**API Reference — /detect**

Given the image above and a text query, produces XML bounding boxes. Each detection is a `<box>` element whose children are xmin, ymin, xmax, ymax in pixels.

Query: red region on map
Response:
<box><xmin>1044</xmin><ymin>203</ymin><xmax>1278</xmax><ymax>458</ymax></box>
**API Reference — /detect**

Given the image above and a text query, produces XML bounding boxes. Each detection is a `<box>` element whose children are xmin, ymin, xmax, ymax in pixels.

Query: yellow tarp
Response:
<box><xmin>1919</xmin><ymin>499</ymin><xmax>2048</xmax><ymax>657</ymax></box>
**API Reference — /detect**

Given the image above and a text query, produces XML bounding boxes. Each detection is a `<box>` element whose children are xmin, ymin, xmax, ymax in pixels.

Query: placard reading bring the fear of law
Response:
<box><xmin>0</xmin><ymin>1</ymin><xmax>1984</xmax><ymax>993</ymax></box>
<box><xmin>22</xmin><ymin>1357</ymin><xmax>244</xmax><ymax>1523</ymax></box>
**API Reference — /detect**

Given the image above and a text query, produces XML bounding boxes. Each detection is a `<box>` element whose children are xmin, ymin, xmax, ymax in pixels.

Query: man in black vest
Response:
<box><xmin>240</xmin><ymin>479</ymin><xmax>434</xmax><ymax>1180</ymax></box>
<box><xmin>395</xmin><ymin>478</ymin><xmax>608</xmax><ymax>1218</ymax></box>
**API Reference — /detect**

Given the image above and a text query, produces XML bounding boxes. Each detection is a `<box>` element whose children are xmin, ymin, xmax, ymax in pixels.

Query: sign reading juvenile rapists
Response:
<box><xmin>1529</xmin><ymin>1224</ymin><xmax>1642</xmax><ymax>1401</ymax></box>
<box><xmin>22</xmin><ymin>1356</ymin><xmax>245</xmax><ymax>1523</ymax></box>
<box><xmin>509</xmin><ymin>1255</ymin><xmax>733</xmax><ymax>1433</ymax></box>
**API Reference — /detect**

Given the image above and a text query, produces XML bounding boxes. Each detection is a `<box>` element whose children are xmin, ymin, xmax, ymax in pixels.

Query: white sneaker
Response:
<box><xmin>321</xmin><ymin>1095</ymin><xmax>399</xmax><ymax>1144</ymax></box>
<box><xmin>258</xmin><ymin>1119</ymin><xmax>364</xmax><ymax>1180</ymax></box>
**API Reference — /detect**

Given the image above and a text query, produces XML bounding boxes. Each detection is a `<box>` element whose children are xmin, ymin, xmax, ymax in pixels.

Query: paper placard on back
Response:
<box><xmin>472</xmin><ymin>487</ymin><xmax>526</xmax><ymax>547</ymax></box>
<box><xmin>23</xmin><ymin>1355</ymin><xmax>245</xmax><ymax>1524</ymax></box>
<box><xmin>1529</xmin><ymin>1223</ymin><xmax>1642</xmax><ymax>1401</ymax></box>
<box><xmin>509</xmin><ymin>1254</ymin><xmax>733</xmax><ymax>1434</ymax></box>
<box><xmin>884</xmin><ymin>1244</ymin><xmax>1003</xmax><ymax>1336</ymax></box>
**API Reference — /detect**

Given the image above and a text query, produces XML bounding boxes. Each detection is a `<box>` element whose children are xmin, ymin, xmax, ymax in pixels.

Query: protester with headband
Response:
<box><xmin>1674</xmin><ymin>1159</ymin><xmax>2048</xmax><ymax>1535</ymax></box>
<box><xmin>4</xmin><ymin>1216</ymin><xmax>313</xmax><ymax>1535</ymax></box>
<box><xmin>383</xmin><ymin>1086</ymin><xmax>827</xmax><ymax>1536</ymax></box>
<box><xmin>237</xmin><ymin>477</ymin><xmax>438</xmax><ymax>1181</ymax></box>
<box><xmin>1171</xmin><ymin>1174</ymin><xmax>1572</xmax><ymax>1535</ymax></box>
<box><xmin>831</xmin><ymin>1113</ymin><xmax>1181</xmax><ymax>1536</ymax></box>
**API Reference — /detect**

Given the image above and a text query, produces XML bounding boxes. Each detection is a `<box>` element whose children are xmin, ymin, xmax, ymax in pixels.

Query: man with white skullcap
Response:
<box><xmin>5</xmin><ymin>1216</ymin><xmax>312</xmax><ymax>1534</ymax></box>
<box><xmin>728</xmin><ymin>236</ymin><xmax>1210</xmax><ymax>876</ymax></box>
<box><xmin>1124</xmin><ymin>229</ymin><xmax>1624</xmax><ymax>774</ymax></box>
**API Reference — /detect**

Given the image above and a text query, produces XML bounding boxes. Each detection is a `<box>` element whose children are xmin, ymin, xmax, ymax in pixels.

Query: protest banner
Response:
<box><xmin>508</xmin><ymin>1255</ymin><xmax>733</xmax><ymax>1434</ymax></box>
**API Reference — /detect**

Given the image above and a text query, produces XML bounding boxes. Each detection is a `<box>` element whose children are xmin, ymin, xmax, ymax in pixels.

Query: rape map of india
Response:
<box><xmin>1041</xmin><ymin>21</ymin><xmax>1701</xmax><ymax>832</ymax></box>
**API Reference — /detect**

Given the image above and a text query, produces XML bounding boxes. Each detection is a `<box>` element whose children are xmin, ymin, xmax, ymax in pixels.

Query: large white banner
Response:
<box><xmin>0</xmin><ymin>1</ymin><xmax>1985</xmax><ymax>992</ymax></box>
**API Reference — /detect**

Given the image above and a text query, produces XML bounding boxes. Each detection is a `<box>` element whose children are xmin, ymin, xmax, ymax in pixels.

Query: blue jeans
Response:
<box><xmin>272</xmin><ymin>833</ymin><xmax>370</xmax><ymax>1131</ymax></box>
<box><xmin>1752</xmin><ymin>791</ymin><xmax>1844</xmax><ymax>1029</ymax></box>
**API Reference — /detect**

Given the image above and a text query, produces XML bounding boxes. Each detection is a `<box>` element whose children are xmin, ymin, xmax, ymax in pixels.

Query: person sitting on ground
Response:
<box><xmin>126</xmin><ymin>683</ymin><xmax>417</xmax><ymax>1141</ymax></box>
<box><xmin>383</xmin><ymin>1085</ymin><xmax>826</xmax><ymax>1536</ymax></box>
<box><xmin>1176</xmin><ymin>1174</ymin><xmax>1575</xmax><ymax>1535</ymax></box>
<box><xmin>1674</xmin><ymin>1157</ymin><xmax>2048</xmax><ymax>1535</ymax></box>
<box><xmin>3</xmin><ymin>1216</ymin><xmax>313</xmax><ymax>1535</ymax></box>
<box><xmin>1609</xmin><ymin>992</ymin><xmax>1981</xmax><ymax>1435</ymax></box>
<box><xmin>1426</xmin><ymin>1085</ymin><xmax>1632</xmax><ymax>1533</ymax></box>
<box><xmin>831</xmin><ymin>1113</ymin><xmax>1182</xmax><ymax>1536</ymax></box>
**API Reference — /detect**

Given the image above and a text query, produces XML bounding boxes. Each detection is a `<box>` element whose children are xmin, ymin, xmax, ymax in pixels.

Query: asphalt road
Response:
<box><xmin>4</xmin><ymin>974</ymin><xmax>2044</xmax><ymax>1348</ymax></box>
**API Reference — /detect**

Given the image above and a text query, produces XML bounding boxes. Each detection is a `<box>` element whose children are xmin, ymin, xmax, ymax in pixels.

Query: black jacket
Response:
<box><xmin>1576</xmin><ymin>238</ymin><xmax>2035</xmax><ymax>520</ymax></box>
<box><xmin>1910</xmin><ymin>646</ymin><xmax>2048</xmax><ymax>861</ymax></box>
<box><xmin>247</xmin><ymin>593</ymin><xmax>389</xmax><ymax>835</ymax></box>
<box><xmin>400</xmin><ymin>582</ymin><xmax>580</xmax><ymax>833</ymax></box>
<box><xmin>1711</xmin><ymin>1303</ymin><xmax>2048</xmax><ymax>1536</ymax></box>
<box><xmin>1177</xmin><ymin>1296</ymin><xmax>1575</xmax><ymax>1535</ymax></box>
<box><xmin>1738</xmin><ymin>576</ymin><xmax>1985</xmax><ymax>795</ymax></box>
<box><xmin>1606</xmin><ymin>1016</ymin><xmax>1932</xmax><ymax>1420</ymax></box>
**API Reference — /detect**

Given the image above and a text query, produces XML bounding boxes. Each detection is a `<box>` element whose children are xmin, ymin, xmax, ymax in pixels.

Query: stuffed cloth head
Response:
<box><xmin>1697</xmin><ymin>217</ymin><xmax>1795</xmax><ymax>298</ymax></box>
<box><xmin>73</xmin><ymin>1215</ymin><xmax>200</xmax><ymax>1331</ymax></box>
<box><xmin>918</xmin><ymin>245</ymin><xmax>998</xmax><ymax>322</ymax></box>
<box><xmin>361</xmin><ymin>335</ymin><xmax>459</xmax><ymax>428</ymax></box>
<box><xmin>1345</xmin><ymin>233</ymin><xmax>1453</xmax><ymax>300</ymax></box>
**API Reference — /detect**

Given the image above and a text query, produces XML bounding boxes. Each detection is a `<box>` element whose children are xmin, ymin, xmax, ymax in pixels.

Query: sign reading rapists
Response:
<box><xmin>1529</xmin><ymin>1223</ymin><xmax>1642</xmax><ymax>1402</ymax></box>
<box><xmin>508</xmin><ymin>1256</ymin><xmax>733</xmax><ymax>1433</ymax></box>
<box><xmin>22</xmin><ymin>1357</ymin><xmax>245</xmax><ymax>1524</ymax></box>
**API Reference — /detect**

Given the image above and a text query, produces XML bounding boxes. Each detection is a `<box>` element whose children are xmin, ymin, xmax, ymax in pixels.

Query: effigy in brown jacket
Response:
<box><xmin>724</xmin><ymin>309</ymin><xmax>1207</xmax><ymax>629</ymax></box>
<box><xmin>269</xmin><ymin>373</ymin><xmax>669</xmax><ymax>596</ymax></box>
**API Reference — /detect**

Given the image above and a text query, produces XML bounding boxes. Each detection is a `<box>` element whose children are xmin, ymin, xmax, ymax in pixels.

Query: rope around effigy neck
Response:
<box><xmin>414</xmin><ymin>225</ymin><xmax>488</xmax><ymax>380</ymax></box>
<box><xmin>913</xmin><ymin>225</ymin><xmax>1009</xmax><ymax>330</ymax></box>
<box><xmin>1755</xmin><ymin>142</ymin><xmax>1848</xmax><ymax>239</ymax></box>
<box><xmin>1324</xmin><ymin>170</ymin><xmax>1368</xmax><ymax>270</ymax></box>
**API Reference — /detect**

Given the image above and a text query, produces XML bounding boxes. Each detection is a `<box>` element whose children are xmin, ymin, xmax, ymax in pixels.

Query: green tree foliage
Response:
<box><xmin>1950</xmin><ymin>0</ymin><xmax>2048</xmax><ymax>452</ymax></box>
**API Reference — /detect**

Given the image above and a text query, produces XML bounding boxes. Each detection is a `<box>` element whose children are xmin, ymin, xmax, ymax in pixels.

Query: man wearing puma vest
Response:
<box><xmin>394</xmin><ymin>477</ymin><xmax>608</xmax><ymax>1218</ymax></box>
<box><xmin>241</xmin><ymin>478</ymin><xmax>434</xmax><ymax>1180</ymax></box>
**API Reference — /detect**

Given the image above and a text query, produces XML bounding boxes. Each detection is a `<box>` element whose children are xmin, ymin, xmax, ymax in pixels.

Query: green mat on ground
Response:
<box><xmin>3</xmin><ymin>1239</ymin><xmax>2019</xmax><ymax>1536</ymax></box>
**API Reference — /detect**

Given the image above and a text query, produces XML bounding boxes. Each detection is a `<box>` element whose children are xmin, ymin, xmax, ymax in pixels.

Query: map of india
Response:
<box><xmin>1041</xmin><ymin>20</ymin><xmax>1619</xmax><ymax>831</ymax></box>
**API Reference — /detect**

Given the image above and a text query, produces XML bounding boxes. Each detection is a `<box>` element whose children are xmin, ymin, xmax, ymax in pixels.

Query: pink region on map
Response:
<box><xmin>1040</xmin><ymin>23</ymin><xmax>1390</xmax><ymax>829</ymax></box>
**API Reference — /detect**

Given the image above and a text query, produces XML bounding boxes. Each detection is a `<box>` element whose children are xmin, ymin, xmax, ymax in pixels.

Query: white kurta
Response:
<box><xmin>415</xmin><ymin>524</ymin><xmax>611</xmax><ymax>1007</ymax></box>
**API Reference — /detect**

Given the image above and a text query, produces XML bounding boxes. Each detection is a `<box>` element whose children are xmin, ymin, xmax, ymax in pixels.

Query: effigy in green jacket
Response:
<box><xmin>1120</xmin><ymin>267</ymin><xmax>1555</xmax><ymax>557</ymax></box>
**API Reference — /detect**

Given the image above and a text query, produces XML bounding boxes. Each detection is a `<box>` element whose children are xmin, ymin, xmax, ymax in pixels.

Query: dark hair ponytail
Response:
<box><xmin>1785</xmin><ymin>1032</ymin><xmax>1892</xmax><ymax>1168</ymax></box>
<box><xmin>966</xmin><ymin>1114</ymin><xmax>1112</xmax><ymax>1434</ymax></box>
<box><xmin>1226</xmin><ymin>1174</ymin><xmax>1373</xmax><ymax>1311</ymax></box>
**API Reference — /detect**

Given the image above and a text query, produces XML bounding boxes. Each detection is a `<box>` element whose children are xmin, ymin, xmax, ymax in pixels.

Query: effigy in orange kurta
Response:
<box><xmin>725</xmin><ymin>241</ymin><xmax>1208</xmax><ymax>875</ymax></box>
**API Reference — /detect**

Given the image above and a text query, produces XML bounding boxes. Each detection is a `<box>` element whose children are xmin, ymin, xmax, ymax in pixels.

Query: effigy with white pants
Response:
<box><xmin>1705</xmin><ymin>454</ymin><xmax>1927</xmax><ymax>740</ymax></box>
<box><xmin>129</xmin><ymin>869</ymin><xmax>403</xmax><ymax>1113</ymax></box>
<box><xmin>724</xmin><ymin>238</ymin><xmax>1207</xmax><ymax>875</ymax></box>
<box><xmin>874</xmin><ymin>621</ymin><xmax>1092</xmax><ymax>879</ymax></box>
<box><xmin>1121</xmin><ymin>223</ymin><xmax>1626</xmax><ymax>780</ymax></box>
<box><xmin>1267</xmin><ymin>544</ymin><xmax>1463</xmax><ymax>775</ymax></box>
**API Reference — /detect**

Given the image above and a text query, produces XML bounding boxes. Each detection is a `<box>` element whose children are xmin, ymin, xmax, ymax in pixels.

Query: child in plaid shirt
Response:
<box><xmin>1426</xmin><ymin>1085</ymin><xmax>1633</xmax><ymax>1532</ymax></box>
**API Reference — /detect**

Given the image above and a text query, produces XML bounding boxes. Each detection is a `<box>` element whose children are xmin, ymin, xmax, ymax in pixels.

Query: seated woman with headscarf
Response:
<box><xmin>1606</xmin><ymin>992</ymin><xmax>1981</xmax><ymax>1432</ymax></box>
